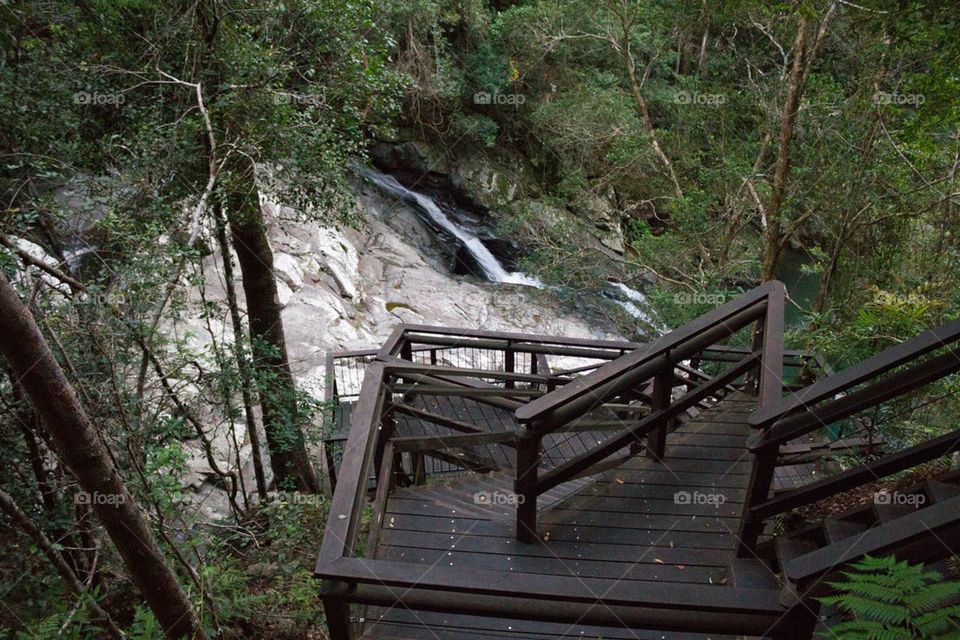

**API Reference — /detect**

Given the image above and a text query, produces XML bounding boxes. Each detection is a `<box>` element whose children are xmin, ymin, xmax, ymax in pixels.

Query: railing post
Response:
<box><xmin>515</xmin><ymin>429</ymin><xmax>540</xmax><ymax>542</ymax></box>
<box><xmin>505</xmin><ymin>340</ymin><xmax>515</xmax><ymax>390</ymax></box>
<box><xmin>373</xmin><ymin>400</ymin><xmax>395</xmax><ymax>488</ymax></box>
<box><xmin>687</xmin><ymin>356</ymin><xmax>701</xmax><ymax>393</ymax></box>
<box><xmin>737</xmin><ymin>447</ymin><xmax>777</xmax><ymax>556</ymax></box>
<box><xmin>322</xmin><ymin>596</ymin><xmax>353</xmax><ymax>639</ymax></box>
<box><xmin>412</xmin><ymin>452</ymin><xmax>426</xmax><ymax>485</ymax></box>
<box><xmin>400</xmin><ymin>339</ymin><xmax>412</xmax><ymax>361</ymax></box>
<box><xmin>646</xmin><ymin>369</ymin><xmax>672</xmax><ymax>459</ymax></box>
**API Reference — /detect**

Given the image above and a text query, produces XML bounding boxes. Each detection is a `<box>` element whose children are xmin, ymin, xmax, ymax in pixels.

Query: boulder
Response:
<box><xmin>273</xmin><ymin>252</ymin><xmax>304</xmax><ymax>291</ymax></box>
<box><xmin>370</xmin><ymin>141</ymin><xmax>450</xmax><ymax>176</ymax></box>
<box><xmin>449</xmin><ymin>150</ymin><xmax>535</xmax><ymax>211</ymax></box>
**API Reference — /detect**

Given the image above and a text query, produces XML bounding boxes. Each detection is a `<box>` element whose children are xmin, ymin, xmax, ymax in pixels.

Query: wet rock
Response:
<box><xmin>370</xmin><ymin>141</ymin><xmax>449</xmax><ymax>176</ymax></box>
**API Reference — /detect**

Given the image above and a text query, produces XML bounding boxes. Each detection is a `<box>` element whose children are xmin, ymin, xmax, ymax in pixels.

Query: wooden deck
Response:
<box><xmin>360</xmin><ymin>394</ymin><xmax>759</xmax><ymax>639</ymax></box>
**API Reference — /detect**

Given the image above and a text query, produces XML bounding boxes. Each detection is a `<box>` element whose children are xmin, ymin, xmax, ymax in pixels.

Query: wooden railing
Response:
<box><xmin>318</xmin><ymin>305</ymin><xmax>923</xmax><ymax>639</ymax></box>
<box><xmin>736</xmin><ymin>317</ymin><xmax>960</xmax><ymax>555</ymax></box>
<box><xmin>511</xmin><ymin>282</ymin><xmax>787</xmax><ymax>542</ymax></box>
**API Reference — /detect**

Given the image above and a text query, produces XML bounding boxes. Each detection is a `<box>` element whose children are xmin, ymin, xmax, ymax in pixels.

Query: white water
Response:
<box><xmin>608</xmin><ymin>281</ymin><xmax>653</xmax><ymax>324</ymax></box>
<box><xmin>361</xmin><ymin>169</ymin><xmax>543</xmax><ymax>288</ymax></box>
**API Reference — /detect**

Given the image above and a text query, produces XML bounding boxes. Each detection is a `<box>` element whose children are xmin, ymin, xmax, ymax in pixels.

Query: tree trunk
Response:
<box><xmin>215</xmin><ymin>203</ymin><xmax>269</xmax><ymax>500</ymax></box>
<box><xmin>761</xmin><ymin>15</ymin><xmax>809</xmax><ymax>281</ymax></box>
<box><xmin>223</xmin><ymin>156</ymin><xmax>320</xmax><ymax>493</ymax></box>
<box><xmin>0</xmin><ymin>489</ymin><xmax>124</xmax><ymax>640</ymax></box>
<box><xmin>761</xmin><ymin>3</ymin><xmax>838</xmax><ymax>281</ymax></box>
<box><xmin>624</xmin><ymin>46</ymin><xmax>684</xmax><ymax>199</ymax></box>
<box><xmin>0</xmin><ymin>272</ymin><xmax>205</xmax><ymax>640</ymax></box>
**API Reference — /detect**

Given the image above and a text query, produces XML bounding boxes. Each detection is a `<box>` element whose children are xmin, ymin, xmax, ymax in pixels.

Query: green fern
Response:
<box><xmin>818</xmin><ymin>555</ymin><xmax>960</xmax><ymax>639</ymax></box>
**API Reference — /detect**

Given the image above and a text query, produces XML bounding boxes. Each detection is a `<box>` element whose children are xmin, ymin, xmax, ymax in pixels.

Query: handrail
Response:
<box><xmin>749</xmin><ymin>424</ymin><xmax>960</xmax><ymax>521</ymax></box>
<box><xmin>736</xmin><ymin>318</ymin><xmax>960</xmax><ymax>555</ymax></box>
<box><xmin>512</xmin><ymin>282</ymin><xmax>786</xmax><ymax>542</ymax></box>
<box><xmin>317</xmin><ymin>362</ymin><xmax>388</xmax><ymax>568</ymax></box>
<box><xmin>534</xmin><ymin>350</ymin><xmax>762</xmax><ymax>494</ymax></box>
<box><xmin>749</xmin><ymin>344</ymin><xmax>960</xmax><ymax>453</ymax></box>
<box><xmin>377</xmin><ymin>323</ymin><xmax>644</xmax><ymax>359</ymax></box>
<box><xmin>750</xmin><ymin>318</ymin><xmax>960</xmax><ymax>429</ymax></box>
<box><xmin>516</xmin><ymin>281</ymin><xmax>783</xmax><ymax>427</ymax></box>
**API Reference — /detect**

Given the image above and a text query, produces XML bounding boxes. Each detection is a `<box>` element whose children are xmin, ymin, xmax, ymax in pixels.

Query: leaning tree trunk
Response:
<box><xmin>0</xmin><ymin>272</ymin><xmax>205</xmax><ymax>640</ymax></box>
<box><xmin>761</xmin><ymin>15</ymin><xmax>809</xmax><ymax>282</ymax></box>
<box><xmin>223</xmin><ymin>156</ymin><xmax>320</xmax><ymax>493</ymax></box>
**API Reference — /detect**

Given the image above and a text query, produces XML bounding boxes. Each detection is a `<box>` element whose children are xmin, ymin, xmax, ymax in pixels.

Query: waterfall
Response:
<box><xmin>360</xmin><ymin>169</ymin><xmax>543</xmax><ymax>288</ymax></box>
<box><xmin>608</xmin><ymin>281</ymin><xmax>651</xmax><ymax>323</ymax></box>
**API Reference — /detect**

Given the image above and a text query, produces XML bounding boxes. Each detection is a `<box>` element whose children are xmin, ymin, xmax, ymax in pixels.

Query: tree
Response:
<box><xmin>0</xmin><ymin>272</ymin><xmax>205</xmax><ymax>640</ymax></box>
<box><xmin>760</xmin><ymin>2</ymin><xmax>837</xmax><ymax>281</ymax></box>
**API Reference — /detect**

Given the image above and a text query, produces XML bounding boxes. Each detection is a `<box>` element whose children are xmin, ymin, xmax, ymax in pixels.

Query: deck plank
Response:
<box><xmin>361</xmin><ymin>392</ymin><xmax>765</xmax><ymax>639</ymax></box>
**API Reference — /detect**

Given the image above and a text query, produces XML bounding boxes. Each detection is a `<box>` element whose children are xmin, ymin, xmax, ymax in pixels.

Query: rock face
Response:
<box><xmin>372</xmin><ymin>139</ymin><xmax>626</xmax><ymax>255</ymax></box>
<box><xmin>179</xmin><ymin>175</ymin><xmax>621</xmax><ymax>435</ymax></box>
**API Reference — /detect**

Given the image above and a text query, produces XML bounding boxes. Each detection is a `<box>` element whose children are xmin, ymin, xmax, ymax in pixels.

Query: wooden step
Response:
<box><xmin>728</xmin><ymin>558</ymin><xmax>779</xmax><ymax>590</ymax></box>
<box><xmin>873</xmin><ymin>501</ymin><xmax>920</xmax><ymax>523</ymax></box>
<box><xmin>776</xmin><ymin>538</ymin><xmax>819</xmax><ymax>575</ymax></box>
<box><xmin>823</xmin><ymin>517</ymin><xmax>870</xmax><ymax>544</ymax></box>
<box><xmin>925</xmin><ymin>480</ymin><xmax>960</xmax><ymax>504</ymax></box>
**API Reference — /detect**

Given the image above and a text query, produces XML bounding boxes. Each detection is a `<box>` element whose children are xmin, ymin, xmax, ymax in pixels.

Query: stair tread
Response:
<box><xmin>873</xmin><ymin>501</ymin><xmax>921</xmax><ymax>522</ymax></box>
<box><xmin>925</xmin><ymin>480</ymin><xmax>960</xmax><ymax>503</ymax></box>
<box><xmin>823</xmin><ymin>517</ymin><xmax>870</xmax><ymax>544</ymax></box>
<box><xmin>729</xmin><ymin>558</ymin><xmax>779</xmax><ymax>590</ymax></box>
<box><xmin>776</xmin><ymin>538</ymin><xmax>819</xmax><ymax>573</ymax></box>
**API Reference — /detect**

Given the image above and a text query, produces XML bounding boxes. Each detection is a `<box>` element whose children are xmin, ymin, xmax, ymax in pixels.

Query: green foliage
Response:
<box><xmin>819</xmin><ymin>556</ymin><xmax>960</xmax><ymax>639</ymax></box>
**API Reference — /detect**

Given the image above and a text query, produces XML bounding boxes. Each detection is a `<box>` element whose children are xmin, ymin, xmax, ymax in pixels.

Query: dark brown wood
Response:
<box><xmin>515</xmin><ymin>429</ymin><xmax>540</xmax><ymax>543</ymax></box>
<box><xmin>390</xmin><ymin>430</ymin><xmax>517</xmax><ymax>451</ymax></box>
<box><xmin>516</xmin><ymin>283</ymin><xmax>779</xmax><ymax>425</ymax></box>
<box><xmin>751</xmin><ymin>317</ymin><xmax>960</xmax><ymax>429</ymax></box>
<box><xmin>317</xmin><ymin>363</ymin><xmax>387</xmax><ymax>568</ymax></box>
<box><xmin>752</xmin><ymin>345</ymin><xmax>960</xmax><ymax>451</ymax></box>
<box><xmin>534</xmin><ymin>353</ymin><xmax>760</xmax><ymax>495</ymax></box>
<box><xmin>786</xmin><ymin>494</ymin><xmax>960</xmax><ymax>587</ymax></box>
<box><xmin>646</xmin><ymin>370</ymin><xmax>673</xmax><ymax>459</ymax></box>
<box><xmin>749</xmin><ymin>426</ymin><xmax>960</xmax><ymax>520</ymax></box>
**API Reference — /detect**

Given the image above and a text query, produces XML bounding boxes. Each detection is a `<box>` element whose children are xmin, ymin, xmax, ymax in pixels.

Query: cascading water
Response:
<box><xmin>607</xmin><ymin>281</ymin><xmax>653</xmax><ymax>324</ymax></box>
<box><xmin>361</xmin><ymin>166</ymin><xmax>658</xmax><ymax>331</ymax></box>
<box><xmin>360</xmin><ymin>169</ymin><xmax>543</xmax><ymax>288</ymax></box>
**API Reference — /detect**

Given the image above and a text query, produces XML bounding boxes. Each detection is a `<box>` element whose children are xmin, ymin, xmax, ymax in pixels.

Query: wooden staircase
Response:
<box><xmin>731</xmin><ymin>469</ymin><xmax>960</xmax><ymax>601</ymax></box>
<box><xmin>317</xmin><ymin>285</ymin><xmax>960</xmax><ymax>640</ymax></box>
